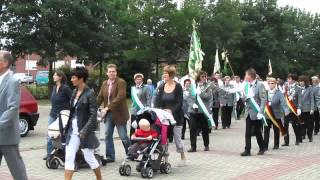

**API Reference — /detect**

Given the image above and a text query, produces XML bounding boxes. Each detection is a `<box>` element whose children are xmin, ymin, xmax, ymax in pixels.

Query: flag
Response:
<box><xmin>213</xmin><ymin>48</ymin><xmax>220</xmax><ymax>74</ymax></box>
<box><xmin>188</xmin><ymin>19</ymin><xmax>205</xmax><ymax>80</ymax></box>
<box><xmin>268</xmin><ymin>58</ymin><xmax>273</xmax><ymax>75</ymax></box>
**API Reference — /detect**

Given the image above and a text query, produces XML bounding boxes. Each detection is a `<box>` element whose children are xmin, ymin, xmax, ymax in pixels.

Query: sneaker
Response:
<box><xmin>177</xmin><ymin>159</ymin><xmax>186</xmax><ymax>167</ymax></box>
<box><xmin>240</xmin><ymin>151</ymin><xmax>251</xmax><ymax>156</ymax></box>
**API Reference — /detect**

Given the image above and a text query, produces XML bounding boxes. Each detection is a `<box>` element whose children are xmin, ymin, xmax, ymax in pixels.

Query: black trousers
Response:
<box><xmin>189</xmin><ymin>113</ymin><xmax>209</xmax><ymax>149</ymax></box>
<box><xmin>284</xmin><ymin>113</ymin><xmax>301</xmax><ymax>144</ymax></box>
<box><xmin>263</xmin><ymin>119</ymin><xmax>280</xmax><ymax>149</ymax></box>
<box><xmin>182</xmin><ymin>115</ymin><xmax>190</xmax><ymax>139</ymax></box>
<box><xmin>212</xmin><ymin>107</ymin><xmax>220</xmax><ymax>128</ymax></box>
<box><xmin>221</xmin><ymin>106</ymin><xmax>233</xmax><ymax>128</ymax></box>
<box><xmin>314</xmin><ymin>109</ymin><xmax>319</xmax><ymax>133</ymax></box>
<box><xmin>300</xmin><ymin>112</ymin><xmax>314</xmax><ymax>140</ymax></box>
<box><xmin>245</xmin><ymin>116</ymin><xmax>264</xmax><ymax>152</ymax></box>
<box><xmin>236</xmin><ymin>100</ymin><xmax>244</xmax><ymax>119</ymax></box>
<box><xmin>168</xmin><ymin>125</ymin><xmax>174</xmax><ymax>143</ymax></box>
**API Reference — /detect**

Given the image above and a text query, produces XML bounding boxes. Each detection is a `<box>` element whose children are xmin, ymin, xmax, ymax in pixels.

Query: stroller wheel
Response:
<box><xmin>119</xmin><ymin>165</ymin><xmax>125</xmax><ymax>176</ymax></box>
<box><xmin>47</xmin><ymin>158</ymin><xmax>60</xmax><ymax>169</ymax></box>
<box><xmin>159</xmin><ymin>163</ymin><xmax>165</xmax><ymax>173</ymax></box>
<box><xmin>163</xmin><ymin>163</ymin><xmax>171</xmax><ymax>174</ymax></box>
<box><xmin>141</xmin><ymin>168</ymin><xmax>147</xmax><ymax>178</ymax></box>
<box><xmin>146</xmin><ymin>167</ymin><xmax>154</xmax><ymax>179</ymax></box>
<box><xmin>124</xmin><ymin>165</ymin><xmax>131</xmax><ymax>176</ymax></box>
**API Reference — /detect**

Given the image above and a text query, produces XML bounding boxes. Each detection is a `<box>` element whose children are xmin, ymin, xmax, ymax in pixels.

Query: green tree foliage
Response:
<box><xmin>1</xmin><ymin>0</ymin><xmax>319</xmax><ymax>90</ymax></box>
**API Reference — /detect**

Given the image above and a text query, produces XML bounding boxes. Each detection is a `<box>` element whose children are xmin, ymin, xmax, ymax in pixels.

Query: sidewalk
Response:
<box><xmin>1</xmin><ymin>118</ymin><xmax>320</xmax><ymax>180</ymax></box>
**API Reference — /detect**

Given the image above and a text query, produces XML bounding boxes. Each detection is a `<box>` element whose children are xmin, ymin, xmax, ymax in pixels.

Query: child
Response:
<box><xmin>128</xmin><ymin>119</ymin><xmax>158</xmax><ymax>159</ymax></box>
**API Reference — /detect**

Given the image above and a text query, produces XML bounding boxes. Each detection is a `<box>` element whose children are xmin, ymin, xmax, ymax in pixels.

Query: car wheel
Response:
<box><xmin>19</xmin><ymin>116</ymin><xmax>30</xmax><ymax>137</ymax></box>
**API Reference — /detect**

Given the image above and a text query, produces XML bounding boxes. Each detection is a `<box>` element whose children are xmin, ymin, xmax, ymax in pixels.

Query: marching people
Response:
<box><xmin>130</xmin><ymin>73</ymin><xmax>152</xmax><ymax>137</ymax></box>
<box><xmin>97</xmin><ymin>64</ymin><xmax>131</xmax><ymax>163</ymax></box>
<box><xmin>220</xmin><ymin>76</ymin><xmax>236</xmax><ymax>129</ymax></box>
<box><xmin>187</xmin><ymin>71</ymin><xmax>213</xmax><ymax>152</ymax></box>
<box><xmin>263</xmin><ymin>77</ymin><xmax>289</xmax><ymax>150</ymax></box>
<box><xmin>0</xmin><ymin>51</ymin><xmax>28</xmax><ymax>180</ymax></box>
<box><xmin>211</xmin><ymin>77</ymin><xmax>220</xmax><ymax>130</ymax></box>
<box><xmin>182</xmin><ymin>78</ymin><xmax>192</xmax><ymax>139</ymax></box>
<box><xmin>283</xmin><ymin>74</ymin><xmax>302</xmax><ymax>146</ymax></box>
<box><xmin>44</xmin><ymin>70</ymin><xmax>72</xmax><ymax>160</ymax></box>
<box><xmin>154</xmin><ymin>65</ymin><xmax>187</xmax><ymax>166</ymax></box>
<box><xmin>233</xmin><ymin>75</ymin><xmax>244</xmax><ymax>120</ymax></box>
<box><xmin>240</xmin><ymin>68</ymin><xmax>266</xmax><ymax>156</ymax></box>
<box><xmin>64</xmin><ymin>67</ymin><xmax>101</xmax><ymax>180</ymax></box>
<box><xmin>311</xmin><ymin>76</ymin><xmax>320</xmax><ymax>135</ymax></box>
<box><xmin>297</xmin><ymin>75</ymin><xmax>315</xmax><ymax>142</ymax></box>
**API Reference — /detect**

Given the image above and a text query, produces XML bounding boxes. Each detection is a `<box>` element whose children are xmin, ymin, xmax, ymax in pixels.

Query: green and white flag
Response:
<box><xmin>188</xmin><ymin>20</ymin><xmax>205</xmax><ymax>80</ymax></box>
<box><xmin>213</xmin><ymin>48</ymin><xmax>220</xmax><ymax>74</ymax></box>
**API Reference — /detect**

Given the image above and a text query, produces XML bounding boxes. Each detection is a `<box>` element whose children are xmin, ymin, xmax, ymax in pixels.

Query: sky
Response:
<box><xmin>175</xmin><ymin>0</ymin><xmax>320</xmax><ymax>14</ymax></box>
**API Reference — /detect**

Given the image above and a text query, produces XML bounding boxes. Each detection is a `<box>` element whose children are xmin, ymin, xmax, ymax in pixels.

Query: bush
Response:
<box><xmin>25</xmin><ymin>84</ymin><xmax>49</xmax><ymax>100</ymax></box>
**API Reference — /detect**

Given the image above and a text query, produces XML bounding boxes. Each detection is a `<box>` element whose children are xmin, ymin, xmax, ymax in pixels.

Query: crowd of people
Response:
<box><xmin>1</xmin><ymin>49</ymin><xmax>320</xmax><ymax>180</ymax></box>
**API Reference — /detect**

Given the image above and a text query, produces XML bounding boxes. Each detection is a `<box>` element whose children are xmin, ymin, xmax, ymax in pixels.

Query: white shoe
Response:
<box><xmin>177</xmin><ymin>159</ymin><xmax>186</xmax><ymax>167</ymax></box>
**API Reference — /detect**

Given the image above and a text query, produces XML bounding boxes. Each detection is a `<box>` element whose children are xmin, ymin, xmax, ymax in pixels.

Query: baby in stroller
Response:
<box><xmin>119</xmin><ymin>108</ymin><xmax>174</xmax><ymax>178</ymax></box>
<box><xmin>128</xmin><ymin>118</ymin><xmax>159</xmax><ymax>160</ymax></box>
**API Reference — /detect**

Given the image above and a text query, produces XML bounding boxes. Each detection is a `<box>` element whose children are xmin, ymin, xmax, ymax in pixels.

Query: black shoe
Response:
<box><xmin>181</xmin><ymin>136</ymin><xmax>185</xmax><ymax>140</ymax></box>
<box><xmin>264</xmin><ymin>147</ymin><xmax>269</xmax><ymax>151</ymax></box>
<box><xmin>281</xmin><ymin>143</ymin><xmax>289</xmax><ymax>147</ymax></box>
<box><xmin>302</xmin><ymin>136</ymin><xmax>306</xmax><ymax>139</ymax></box>
<box><xmin>273</xmin><ymin>146</ymin><xmax>279</xmax><ymax>150</ymax></box>
<box><xmin>295</xmin><ymin>141</ymin><xmax>300</xmax><ymax>146</ymax></box>
<box><xmin>227</xmin><ymin>126</ymin><xmax>230</xmax><ymax>129</ymax></box>
<box><xmin>204</xmin><ymin>146</ymin><xmax>209</xmax><ymax>151</ymax></box>
<box><xmin>240</xmin><ymin>151</ymin><xmax>251</xmax><ymax>156</ymax></box>
<box><xmin>215</xmin><ymin>127</ymin><xmax>218</xmax><ymax>130</ymax></box>
<box><xmin>222</xmin><ymin>127</ymin><xmax>226</xmax><ymax>129</ymax></box>
<box><xmin>309</xmin><ymin>138</ymin><xmax>313</xmax><ymax>142</ymax></box>
<box><xmin>257</xmin><ymin>150</ymin><xmax>265</xmax><ymax>155</ymax></box>
<box><xmin>43</xmin><ymin>155</ymin><xmax>48</xmax><ymax>160</ymax></box>
<box><xmin>105</xmin><ymin>157</ymin><xmax>115</xmax><ymax>163</ymax></box>
<box><xmin>314</xmin><ymin>132</ymin><xmax>318</xmax><ymax>135</ymax></box>
<box><xmin>188</xmin><ymin>148</ymin><xmax>196</xmax><ymax>153</ymax></box>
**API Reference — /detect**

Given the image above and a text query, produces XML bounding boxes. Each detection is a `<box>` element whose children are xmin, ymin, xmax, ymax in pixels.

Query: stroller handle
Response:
<box><xmin>132</xmin><ymin>137</ymin><xmax>159</xmax><ymax>141</ymax></box>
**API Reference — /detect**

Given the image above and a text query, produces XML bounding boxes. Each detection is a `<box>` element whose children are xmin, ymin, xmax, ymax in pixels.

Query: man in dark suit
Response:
<box><xmin>0</xmin><ymin>51</ymin><xmax>28</xmax><ymax>180</ymax></box>
<box><xmin>240</xmin><ymin>68</ymin><xmax>266</xmax><ymax>156</ymax></box>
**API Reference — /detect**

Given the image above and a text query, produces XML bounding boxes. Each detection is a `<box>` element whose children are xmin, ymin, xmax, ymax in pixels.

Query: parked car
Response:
<box><xmin>35</xmin><ymin>70</ymin><xmax>49</xmax><ymax>85</ymax></box>
<box><xmin>14</xmin><ymin>73</ymin><xmax>34</xmax><ymax>84</ymax></box>
<box><xmin>19</xmin><ymin>86</ymin><xmax>39</xmax><ymax>137</ymax></box>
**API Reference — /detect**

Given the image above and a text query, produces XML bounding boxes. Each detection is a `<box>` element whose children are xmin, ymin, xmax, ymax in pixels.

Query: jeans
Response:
<box><xmin>105</xmin><ymin>113</ymin><xmax>131</xmax><ymax>161</ymax></box>
<box><xmin>47</xmin><ymin>116</ymin><xmax>56</xmax><ymax>155</ymax></box>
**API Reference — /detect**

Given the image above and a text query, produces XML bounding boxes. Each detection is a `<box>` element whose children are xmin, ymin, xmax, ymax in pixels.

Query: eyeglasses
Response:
<box><xmin>201</xmin><ymin>75</ymin><xmax>207</xmax><ymax>78</ymax></box>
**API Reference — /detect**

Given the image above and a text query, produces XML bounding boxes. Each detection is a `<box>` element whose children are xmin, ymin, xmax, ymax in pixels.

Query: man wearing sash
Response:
<box><xmin>263</xmin><ymin>77</ymin><xmax>289</xmax><ymax>150</ymax></box>
<box><xmin>240</xmin><ymin>68</ymin><xmax>266</xmax><ymax>156</ymax></box>
<box><xmin>283</xmin><ymin>74</ymin><xmax>301</xmax><ymax>146</ymax></box>
<box><xmin>130</xmin><ymin>73</ymin><xmax>152</xmax><ymax>137</ymax></box>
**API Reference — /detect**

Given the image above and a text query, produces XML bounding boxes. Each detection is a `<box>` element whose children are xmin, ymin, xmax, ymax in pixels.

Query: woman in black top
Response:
<box><xmin>64</xmin><ymin>67</ymin><xmax>101</xmax><ymax>180</ymax></box>
<box><xmin>45</xmin><ymin>70</ymin><xmax>72</xmax><ymax>160</ymax></box>
<box><xmin>155</xmin><ymin>65</ymin><xmax>186</xmax><ymax>167</ymax></box>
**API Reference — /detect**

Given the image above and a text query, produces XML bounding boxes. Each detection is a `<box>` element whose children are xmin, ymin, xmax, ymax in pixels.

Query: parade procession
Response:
<box><xmin>1</xmin><ymin>0</ymin><xmax>320</xmax><ymax>180</ymax></box>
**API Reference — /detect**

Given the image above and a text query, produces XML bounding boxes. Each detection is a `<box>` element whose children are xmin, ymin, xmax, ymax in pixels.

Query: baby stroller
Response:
<box><xmin>46</xmin><ymin>110</ymin><xmax>106</xmax><ymax>169</ymax></box>
<box><xmin>119</xmin><ymin>108</ymin><xmax>176</xmax><ymax>178</ymax></box>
